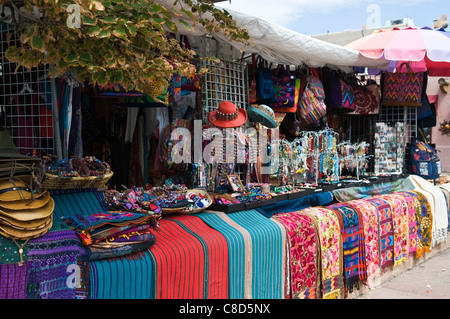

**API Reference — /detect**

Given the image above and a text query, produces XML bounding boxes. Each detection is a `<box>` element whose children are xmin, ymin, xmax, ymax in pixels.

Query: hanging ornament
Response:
<box><xmin>439</xmin><ymin>120</ymin><xmax>450</xmax><ymax>136</ymax></box>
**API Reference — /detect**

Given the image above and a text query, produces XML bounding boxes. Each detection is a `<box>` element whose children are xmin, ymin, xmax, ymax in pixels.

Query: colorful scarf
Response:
<box><xmin>272</xmin><ymin>212</ymin><xmax>320</xmax><ymax>299</ymax></box>
<box><xmin>395</xmin><ymin>192</ymin><xmax>419</xmax><ymax>256</ymax></box>
<box><xmin>377</xmin><ymin>194</ymin><xmax>409</xmax><ymax>267</ymax></box>
<box><xmin>326</xmin><ymin>202</ymin><xmax>367</xmax><ymax>295</ymax></box>
<box><xmin>366</xmin><ymin>197</ymin><xmax>394</xmax><ymax>270</ymax></box>
<box><xmin>298</xmin><ymin>207</ymin><xmax>343</xmax><ymax>299</ymax></box>
<box><xmin>406</xmin><ymin>191</ymin><xmax>433</xmax><ymax>258</ymax></box>
<box><xmin>347</xmin><ymin>199</ymin><xmax>381</xmax><ymax>288</ymax></box>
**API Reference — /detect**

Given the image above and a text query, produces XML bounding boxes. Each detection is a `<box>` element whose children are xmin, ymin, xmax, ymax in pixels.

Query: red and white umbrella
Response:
<box><xmin>346</xmin><ymin>27</ymin><xmax>450</xmax><ymax>76</ymax></box>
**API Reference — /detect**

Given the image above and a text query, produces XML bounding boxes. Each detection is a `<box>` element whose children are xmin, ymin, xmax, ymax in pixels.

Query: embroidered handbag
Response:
<box><xmin>347</xmin><ymin>80</ymin><xmax>380</xmax><ymax>115</ymax></box>
<box><xmin>322</xmin><ymin>69</ymin><xmax>355</xmax><ymax>113</ymax></box>
<box><xmin>299</xmin><ymin>74</ymin><xmax>327</xmax><ymax>125</ymax></box>
<box><xmin>381</xmin><ymin>62</ymin><xmax>426</xmax><ymax>107</ymax></box>
<box><xmin>271</xmin><ymin>65</ymin><xmax>296</xmax><ymax>109</ymax></box>
<box><xmin>256</xmin><ymin>57</ymin><xmax>275</xmax><ymax>105</ymax></box>
<box><xmin>272</xmin><ymin>73</ymin><xmax>306</xmax><ymax>113</ymax></box>
<box><xmin>409</xmin><ymin>138</ymin><xmax>441</xmax><ymax>181</ymax></box>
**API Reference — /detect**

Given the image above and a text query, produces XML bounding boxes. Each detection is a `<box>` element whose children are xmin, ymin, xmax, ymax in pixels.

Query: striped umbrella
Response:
<box><xmin>346</xmin><ymin>27</ymin><xmax>450</xmax><ymax>76</ymax></box>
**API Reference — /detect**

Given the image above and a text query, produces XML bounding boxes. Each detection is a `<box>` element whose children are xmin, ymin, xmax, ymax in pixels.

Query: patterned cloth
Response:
<box><xmin>298</xmin><ymin>207</ymin><xmax>343</xmax><ymax>299</ymax></box>
<box><xmin>377</xmin><ymin>194</ymin><xmax>409</xmax><ymax>267</ymax></box>
<box><xmin>365</xmin><ymin>197</ymin><xmax>394</xmax><ymax>270</ymax></box>
<box><xmin>395</xmin><ymin>192</ymin><xmax>419</xmax><ymax>256</ymax></box>
<box><xmin>198</xmin><ymin>209</ymin><xmax>287</xmax><ymax>299</ymax></box>
<box><xmin>326</xmin><ymin>203</ymin><xmax>367</xmax><ymax>295</ymax></box>
<box><xmin>26</xmin><ymin>221</ymin><xmax>86</xmax><ymax>299</ymax></box>
<box><xmin>347</xmin><ymin>199</ymin><xmax>381</xmax><ymax>288</ymax></box>
<box><xmin>406</xmin><ymin>191</ymin><xmax>433</xmax><ymax>258</ymax></box>
<box><xmin>272</xmin><ymin>212</ymin><xmax>320</xmax><ymax>299</ymax></box>
<box><xmin>0</xmin><ymin>263</ymin><xmax>28</xmax><ymax>299</ymax></box>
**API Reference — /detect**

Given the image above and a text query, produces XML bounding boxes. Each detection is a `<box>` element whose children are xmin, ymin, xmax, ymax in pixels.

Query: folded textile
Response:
<box><xmin>393</xmin><ymin>192</ymin><xmax>419</xmax><ymax>256</ymax></box>
<box><xmin>272</xmin><ymin>211</ymin><xmax>320</xmax><ymax>299</ymax></box>
<box><xmin>62</xmin><ymin>211</ymin><xmax>157</xmax><ymax>246</ymax></box>
<box><xmin>255</xmin><ymin>191</ymin><xmax>334</xmax><ymax>218</ymax></box>
<box><xmin>84</xmin><ymin>239</ymin><xmax>155</xmax><ymax>261</ymax></box>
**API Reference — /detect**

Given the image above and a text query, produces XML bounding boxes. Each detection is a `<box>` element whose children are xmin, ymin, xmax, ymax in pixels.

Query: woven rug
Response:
<box><xmin>147</xmin><ymin>214</ymin><xmax>229</xmax><ymax>299</ymax></box>
<box><xmin>365</xmin><ymin>197</ymin><xmax>394</xmax><ymax>270</ymax></box>
<box><xmin>297</xmin><ymin>207</ymin><xmax>343</xmax><ymax>299</ymax></box>
<box><xmin>376</xmin><ymin>194</ymin><xmax>409</xmax><ymax>267</ymax></box>
<box><xmin>326</xmin><ymin>202</ymin><xmax>367</xmax><ymax>295</ymax></box>
<box><xmin>197</xmin><ymin>209</ymin><xmax>287</xmax><ymax>299</ymax></box>
<box><xmin>405</xmin><ymin>191</ymin><xmax>433</xmax><ymax>259</ymax></box>
<box><xmin>0</xmin><ymin>262</ymin><xmax>28</xmax><ymax>299</ymax></box>
<box><xmin>272</xmin><ymin>211</ymin><xmax>320</xmax><ymax>299</ymax></box>
<box><xmin>347</xmin><ymin>199</ymin><xmax>381</xmax><ymax>288</ymax></box>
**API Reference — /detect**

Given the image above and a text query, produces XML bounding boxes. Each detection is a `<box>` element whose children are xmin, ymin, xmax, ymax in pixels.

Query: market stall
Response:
<box><xmin>1</xmin><ymin>9</ymin><xmax>450</xmax><ymax>300</ymax></box>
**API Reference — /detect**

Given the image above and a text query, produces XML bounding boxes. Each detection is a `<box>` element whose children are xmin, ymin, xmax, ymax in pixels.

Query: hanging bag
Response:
<box><xmin>256</xmin><ymin>56</ymin><xmax>275</xmax><ymax>105</ymax></box>
<box><xmin>347</xmin><ymin>78</ymin><xmax>380</xmax><ymax>115</ymax></box>
<box><xmin>409</xmin><ymin>129</ymin><xmax>441</xmax><ymax>182</ymax></box>
<box><xmin>271</xmin><ymin>65</ymin><xmax>296</xmax><ymax>110</ymax></box>
<box><xmin>298</xmin><ymin>74</ymin><xmax>327</xmax><ymax>125</ymax></box>
<box><xmin>381</xmin><ymin>62</ymin><xmax>426</xmax><ymax>107</ymax></box>
<box><xmin>322</xmin><ymin>69</ymin><xmax>355</xmax><ymax>113</ymax></box>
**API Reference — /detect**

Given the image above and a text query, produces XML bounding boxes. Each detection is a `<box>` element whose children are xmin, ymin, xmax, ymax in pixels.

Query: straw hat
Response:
<box><xmin>0</xmin><ymin>197</ymin><xmax>54</xmax><ymax>222</ymax></box>
<box><xmin>0</xmin><ymin>190</ymin><xmax>50</xmax><ymax>210</ymax></box>
<box><xmin>0</xmin><ymin>175</ymin><xmax>46</xmax><ymax>202</ymax></box>
<box><xmin>209</xmin><ymin>101</ymin><xmax>247</xmax><ymax>128</ymax></box>
<box><xmin>0</xmin><ymin>215</ymin><xmax>52</xmax><ymax>240</ymax></box>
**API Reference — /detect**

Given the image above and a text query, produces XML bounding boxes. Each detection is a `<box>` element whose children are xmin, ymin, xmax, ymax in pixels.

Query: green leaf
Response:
<box><xmin>87</xmin><ymin>25</ymin><xmax>102</xmax><ymax>37</ymax></box>
<box><xmin>82</xmin><ymin>15</ymin><xmax>97</xmax><ymax>26</ymax></box>
<box><xmin>31</xmin><ymin>34</ymin><xmax>45</xmax><ymax>52</ymax></box>
<box><xmin>179</xmin><ymin>18</ymin><xmax>193</xmax><ymax>32</ymax></box>
<box><xmin>66</xmin><ymin>50</ymin><xmax>78</xmax><ymax>63</ymax></box>
<box><xmin>98</xmin><ymin>29</ymin><xmax>111</xmax><ymax>38</ymax></box>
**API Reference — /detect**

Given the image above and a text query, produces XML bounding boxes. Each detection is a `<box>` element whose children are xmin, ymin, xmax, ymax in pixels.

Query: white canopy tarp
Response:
<box><xmin>157</xmin><ymin>0</ymin><xmax>390</xmax><ymax>71</ymax></box>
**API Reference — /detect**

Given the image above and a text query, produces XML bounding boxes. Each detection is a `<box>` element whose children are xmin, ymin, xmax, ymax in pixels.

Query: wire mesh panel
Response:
<box><xmin>201</xmin><ymin>59</ymin><xmax>248</xmax><ymax>124</ymax></box>
<box><xmin>377</xmin><ymin>105</ymin><xmax>417</xmax><ymax>144</ymax></box>
<box><xmin>0</xmin><ymin>22</ymin><xmax>54</xmax><ymax>157</ymax></box>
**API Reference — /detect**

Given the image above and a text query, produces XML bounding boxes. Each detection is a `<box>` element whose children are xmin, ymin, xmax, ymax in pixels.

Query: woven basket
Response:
<box><xmin>42</xmin><ymin>171</ymin><xmax>114</xmax><ymax>190</ymax></box>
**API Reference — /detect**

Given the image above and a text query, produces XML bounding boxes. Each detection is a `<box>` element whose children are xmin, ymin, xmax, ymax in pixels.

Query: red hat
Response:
<box><xmin>209</xmin><ymin>101</ymin><xmax>247</xmax><ymax>128</ymax></box>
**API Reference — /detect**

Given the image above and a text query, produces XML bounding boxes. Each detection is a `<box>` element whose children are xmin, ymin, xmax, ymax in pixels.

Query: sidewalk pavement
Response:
<box><xmin>356</xmin><ymin>246</ymin><xmax>450</xmax><ymax>299</ymax></box>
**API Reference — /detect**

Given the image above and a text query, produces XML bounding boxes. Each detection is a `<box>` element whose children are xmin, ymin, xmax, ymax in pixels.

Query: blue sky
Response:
<box><xmin>216</xmin><ymin>0</ymin><xmax>448</xmax><ymax>35</ymax></box>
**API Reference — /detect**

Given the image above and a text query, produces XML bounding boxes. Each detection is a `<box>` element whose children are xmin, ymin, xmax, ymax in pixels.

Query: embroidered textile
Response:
<box><xmin>298</xmin><ymin>207</ymin><xmax>343</xmax><ymax>299</ymax></box>
<box><xmin>26</xmin><ymin>221</ymin><xmax>85</xmax><ymax>299</ymax></box>
<box><xmin>395</xmin><ymin>192</ymin><xmax>419</xmax><ymax>256</ymax></box>
<box><xmin>273</xmin><ymin>212</ymin><xmax>320</xmax><ymax>299</ymax></box>
<box><xmin>326</xmin><ymin>203</ymin><xmax>367</xmax><ymax>294</ymax></box>
<box><xmin>0</xmin><ymin>236</ymin><xmax>29</xmax><ymax>265</ymax></box>
<box><xmin>406</xmin><ymin>191</ymin><xmax>433</xmax><ymax>258</ymax></box>
<box><xmin>377</xmin><ymin>194</ymin><xmax>409</xmax><ymax>267</ymax></box>
<box><xmin>347</xmin><ymin>199</ymin><xmax>381</xmax><ymax>288</ymax></box>
<box><xmin>365</xmin><ymin>197</ymin><xmax>394</xmax><ymax>270</ymax></box>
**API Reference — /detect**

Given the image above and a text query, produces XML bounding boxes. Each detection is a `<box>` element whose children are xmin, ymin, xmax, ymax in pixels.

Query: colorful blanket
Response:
<box><xmin>297</xmin><ymin>207</ymin><xmax>343</xmax><ymax>299</ymax></box>
<box><xmin>395</xmin><ymin>192</ymin><xmax>419</xmax><ymax>256</ymax></box>
<box><xmin>405</xmin><ymin>191</ymin><xmax>433</xmax><ymax>259</ymax></box>
<box><xmin>197</xmin><ymin>209</ymin><xmax>287</xmax><ymax>299</ymax></box>
<box><xmin>0</xmin><ymin>263</ymin><xmax>28</xmax><ymax>299</ymax></box>
<box><xmin>347</xmin><ymin>199</ymin><xmax>381</xmax><ymax>288</ymax></box>
<box><xmin>377</xmin><ymin>194</ymin><xmax>409</xmax><ymax>267</ymax></box>
<box><xmin>147</xmin><ymin>214</ymin><xmax>229</xmax><ymax>299</ymax></box>
<box><xmin>272</xmin><ymin>212</ymin><xmax>320</xmax><ymax>299</ymax></box>
<box><xmin>50</xmin><ymin>189</ymin><xmax>108</xmax><ymax>220</ymax></box>
<box><xmin>326</xmin><ymin>202</ymin><xmax>367</xmax><ymax>295</ymax></box>
<box><xmin>365</xmin><ymin>197</ymin><xmax>394</xmax><ymax>270</ymax></box>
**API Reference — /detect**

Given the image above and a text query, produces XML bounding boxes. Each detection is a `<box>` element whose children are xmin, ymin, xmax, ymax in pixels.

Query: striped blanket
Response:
<box><xmin>197</xmin><ymin>209</ymin><xmax>287</xmax><ymax>299</ymax></box>
<box><xmin>89</xmin><ymin>214</ymin><xmax>229</xmax><ymax>299</ymax></box>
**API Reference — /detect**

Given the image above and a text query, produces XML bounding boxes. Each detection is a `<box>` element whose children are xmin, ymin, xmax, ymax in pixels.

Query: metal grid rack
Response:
<box><xmin>201</xmin><ymin>59</ymin><xmax>248</xmax><ymax>125</ymax></box>
<box><xmin>0</xmin><ymin>22</ymin><xmax>54</xmax><ymax>157</ymax></box>
<box><xmin>377</xmin><ymin>105</ymin><xmax>417</xmax><ymax>144</ymax></box>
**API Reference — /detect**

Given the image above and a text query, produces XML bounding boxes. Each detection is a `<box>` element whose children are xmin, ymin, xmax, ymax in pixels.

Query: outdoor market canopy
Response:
<box><xmin>346</xmin><ymin>27</ymin><xmax>450</xmax><ymax>76</ymax></box>
<box><xmin>157</xmin><ymin>0</ymin><xmax>390</xmax><ymax>72</ymax></box>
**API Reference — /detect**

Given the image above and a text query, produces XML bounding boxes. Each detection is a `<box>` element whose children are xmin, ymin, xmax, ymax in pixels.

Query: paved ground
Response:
<box><xmin>356</xmin><ymin>247</ymin><xmax>450</xmax><ymax>299</ymax></box>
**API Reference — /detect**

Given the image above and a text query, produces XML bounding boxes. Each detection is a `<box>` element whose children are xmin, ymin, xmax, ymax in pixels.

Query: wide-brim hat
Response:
<box><xmin>0</xmin><ymin>197</ymin><xmax>54</xmax><ymax>222</ymax></box>
<box><xmin>0</xmin><ymin>215</ymin><xmax>52</xmax><ymax>240</ymax></box>
<box><xmin>209</xmin><ymin>101</ymin><xmax>247</xmax><ymax>128</ymax></box>
<box><xmin>0</xmin><ymin>190</ymin><xmax>50</xmax><ymax>210</ymax></box>
<box><xmin>0</xmin><ymin>175</ymin><xmax>46</xmax><ymax>202</ymax></box>
<box><xmin>0</xmin><ymin>131</ymin><xmax>41</xmax><ymax>162</ymax></box>
<box><xmin>247</xmin><ymin>104</ymin><xmax>278</xmax><ymax>129</ymax></box>
<box><xmin>0</xmin><ymin>213</ymin><xmax>52</xmax><ymax>231</ymax></box>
